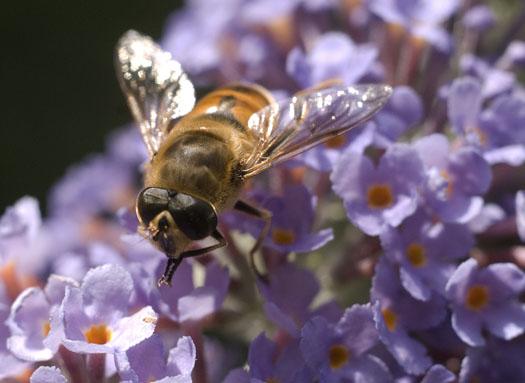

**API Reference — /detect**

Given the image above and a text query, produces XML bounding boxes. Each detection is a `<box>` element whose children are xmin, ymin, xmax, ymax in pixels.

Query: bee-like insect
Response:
<box><xmin>115</xmin><ymin>30</ymin><xmax>392</xmax><ymax>286</ymax></box>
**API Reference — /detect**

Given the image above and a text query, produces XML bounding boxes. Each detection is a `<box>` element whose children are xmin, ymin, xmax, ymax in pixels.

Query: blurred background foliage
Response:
<box><xmin>0</xmin><ymin>0</ymin><xmax>523</xmax><ymax>213</ymax></box>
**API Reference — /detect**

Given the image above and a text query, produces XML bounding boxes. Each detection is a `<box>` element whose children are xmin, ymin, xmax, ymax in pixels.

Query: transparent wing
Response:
<box><xmin>115</xmin><ymin>30</ymin><xmax>195</xmax><ymax>157</ymax></box>
<box><xmin>242</xmin><ymin>84</ymin><xmax>393</xmax><ymax>177</ymax></box>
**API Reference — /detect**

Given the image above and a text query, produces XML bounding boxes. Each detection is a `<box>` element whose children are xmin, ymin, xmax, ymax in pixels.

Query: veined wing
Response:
<box><xmin>115</xmin><ymin>30</ymin><xmax>195</xmax><ymax>157</ymax></box>
<box><xmin>242</xmin><ymin>84</ymin><xmax>392</xmax><ymax>177</ymax></box>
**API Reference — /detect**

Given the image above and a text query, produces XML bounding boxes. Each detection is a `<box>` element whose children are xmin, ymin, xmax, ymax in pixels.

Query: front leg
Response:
<box><xmin>234</xmin><ymin>200</ymin><xmax>272</xmax><ymax>281</ymax></box>
<box><xmin>158</xmin><ymin>229</ymin><xmax>227</xmax><ymax>287</ymax></box>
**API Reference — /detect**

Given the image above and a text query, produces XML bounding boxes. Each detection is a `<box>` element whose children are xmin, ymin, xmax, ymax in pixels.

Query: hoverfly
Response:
<box><xmin>115</xmin><ymin>30</ymin><xmax>392</xmax><ymax>286</ymax></box>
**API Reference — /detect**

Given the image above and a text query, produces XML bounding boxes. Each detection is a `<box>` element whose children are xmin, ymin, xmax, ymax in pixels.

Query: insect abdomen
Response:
<box><xmin>185</xmin><ymin>83</ymin><xmax>274</xmax><ymax>128</ymax></box>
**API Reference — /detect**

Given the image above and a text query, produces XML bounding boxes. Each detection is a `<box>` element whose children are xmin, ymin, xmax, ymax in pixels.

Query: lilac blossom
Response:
<box><xmin>260</xmin><ymin>184</ymin><xmax>333</xmax><ymax>253</ymax></box>
<box><xmin>459</xmin><ymin>54</ymin><xmax>516</xmax><ymax>99</ymax></box>
<box><xmin>332</xmin><ymin>143</ymin><xmax>424</xmax><ymax>236</ymax></box>
<box><xmin>257</xmin><ymin>262</ymin><xmax>341</xmax><ymax>337</ymax></box>
<box><xmin>447</xmin><ymin>76</ymin><xmax>525</xmax><ymax>166</ymax></box>
<box><xmin>371</xmin><ymin>257</ymin><xmax>447</xmax><ymax>374</ymax></box>
<box><xmin>459</xmin><ymin>335</ymin><xmax>525</xmax><ymax>383</ymax></box>
<box><xmin>60</xmin><ymin>264</ymin><xmax>158</xmax><ymax>354</ymax></box>
<box><xmin>462</xmin><ymin>5</ymin><xmax>495</xmax><ymax>32</ymax></box>
<box><xmin>131</xmin><ymin>258</ymin><xmax>229</xmax><ymax>323</ymax></box>
<box><xmin>300</xmin><ymin>304</ymin><xmax>391</xmax><ymax>382</ymax></box>
<box><xmin>369</xmin><ymin>0</ymin><xmax>459</xmax><ymax>51</ymax></box>
<box><xmin>446</xmin><ymin>258</ymin><xmax>525</xmax><ymax>347</ymax></box>
<box><xmin>30</xmin><ymin>366</ymin><xmax>68</xmax><ymax>383</ymax></box>
<box><xmin>413</xmin><ymin>134</ymin><xmax>491</xmax><ymax>223</ymax></box>
<box><xmin>116</xmin><ymin>335</ymin><xmax>196</xmax><ymax>382</ymax></box>
<box><xmin>6</xmin><ymin>275</ymin><xmax>78</xmax><ymax>361</ymax></box>
<box><xmin>286</xmin><ymin>31</ymin><xmax>378</xmax><ymax>88</ymax></box>
<box><xmin>380</xmin><ymin>208</ymin><xmax>473</xmax><ymax>300</ymax></box>
<box><xmin>248</xmin><ymin>333</ymin><xmax>311</xmax><ymax>383</ymax></box>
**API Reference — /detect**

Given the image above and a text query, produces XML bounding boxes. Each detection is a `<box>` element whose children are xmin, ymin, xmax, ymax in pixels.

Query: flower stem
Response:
<box><xmin>87</xmin><ymin>353</ymin><xmax>106</xmax><ymax>383</ymax></box>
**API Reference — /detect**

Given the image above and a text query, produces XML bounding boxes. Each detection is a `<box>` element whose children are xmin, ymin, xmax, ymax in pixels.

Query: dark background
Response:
<box><xmin>0</xmin><ymin>1</ymin><xmax>183</xmax><ymax>213</ymax></box>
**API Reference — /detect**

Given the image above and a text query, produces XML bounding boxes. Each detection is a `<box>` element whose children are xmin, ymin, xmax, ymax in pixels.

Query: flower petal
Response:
<box><xmin>30</xmin><ymin>366</ymin><xmax>68</xmax><ymax>383</ymax></box>
<box><xmin>167</xmin><ymin>336</ymin><xmax>196</xmax><ymax>376</ymax></box>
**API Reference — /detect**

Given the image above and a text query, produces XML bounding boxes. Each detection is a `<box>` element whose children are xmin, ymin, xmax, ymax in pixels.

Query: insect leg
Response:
<box><xmin>157</xmin><ymin>230</ymin><xmax>227</xmax><ymax>287</ymax></box>
<box><xmin>234</xmin><ymin>200</ymin><xmax>272</xmax><ymax>281</ymax></box>
<box><xmin>180</xmin><ymin>229</ymin><xmax>227</xmax><ymax>258</ymax></box>
<box><xmin>158</xmin><ymin>257</ymin><xmax>183</xmax><ymax>287</ymax></box>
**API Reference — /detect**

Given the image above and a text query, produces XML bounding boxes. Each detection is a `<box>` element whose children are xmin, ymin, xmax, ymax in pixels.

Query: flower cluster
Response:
<box><xmin>2</xmin><ymin>0</ymin><xmax>525</xmax><ymax>382</ymax></box>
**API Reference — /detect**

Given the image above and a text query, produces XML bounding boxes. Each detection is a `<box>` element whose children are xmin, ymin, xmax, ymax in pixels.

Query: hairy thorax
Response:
<box><xmin>145</xmin><ymin>118</ymin><xmax>248</xmax><ymax>211</ymax></box>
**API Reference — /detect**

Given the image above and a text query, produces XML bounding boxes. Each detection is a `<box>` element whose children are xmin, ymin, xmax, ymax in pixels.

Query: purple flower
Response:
<box><xmin>115</xmin><ymin>335</ymin><xmax>195</xmax><ymax>383</ymax></box>
<box><xmin>48</xmin><ymin>155</ymin><xmax>135</xmax><ymax>219</ymax></box>
<box><xmin>380</xmin><ymin>208</ymin><xmax>473</xmax><ymax>300</ymax></box>
<box><xmin>446</xmin><ymin>258</ymin><xmax>525</xmax><ymax>347</ymax></box>
<box><xmin>421</xmin><ymin>364</ymin><xmax>455</xmax><ymax>383</ymax></box>
<box><xmin>106</xmin><ymin>127</ymin><xmax>148</xmax><ymax>168</ymax></box>
<box><xmin>161</xmin><ymin>0</ymin><xmax>241</xmax><ymax>81</ymax></box>
<box><xmin>6</xmin><ymin>275</ymin><xmax>78</xmax><ymax>361</ymax></box>
<box><xmin>262</xmin><ymin>184</ymin><xmax>333</xmax><ymax>253</ymax></box>
<box><xmin>413</xmin><ymin>134</ymin><xmax>491</xmax><ymax>223</ymax></box>
<box><xmin>467</xmin><ymin>202</ymin><xmax>505</xmax><ymax>234</ymax></box>
<box><xmin>247</xmin><ymin>333</ymin><xmax>312</xmax><ymax>383</ymax></box>
<box><xmin>501</xmin><ymin>40</ymin><xmax>525</xmax><ymax>68</ymax></box>
<box><xmin>30</xmin><ymin>366</ymin><xmax>68</xmax><ymax>383</ymax></box>
<box><xmin>447</xmin><ymin>76</ymin><xmax>525</xmax><ymax>166</ymax></box>
<box><xmin>332</xmin><ymin>143</ymin><xmax>424</xmax><ymax>236</ymax></box>
<box><xmin>479</xmin><ymin>93</ymin><xmax>525</xmax><ymax>166</ymax></box>
<box><xmin>132</xmin><ymin>258</ymin><xmax>229</xmax><ymax>323</ymax></box>
<box><xmin>459</xmin><ymin>55</ymin><xmax>516</xmax><ymax>99</ymax></box>
<box><xmin>257</xmin><ymin>262</ymin><xmax>341</xmax><ymax>337</ymax></box>
<box><xmin>0</xmin><ymin>284</ymin><xmax>30</xmax><ymax>380</ymax></box>
<box><xmin>462</xmin><ymin>5</ymin><xmax>495</xmax><ymax>32</ymax></box>
<box><xmin>300</xmin><ymin>304</ymin><xmax>391</xmax><ymax>382</ymax></box>
<box><xmin>459</xmin><ymin>335</ymin><xmax>525</xmax><ymax>383</ymax></box>
<box><xmin>371</xmin><ymin>257</ymin><xmax>447</xmax><ymax>374</ymax></box>
<box><xmin>60</xmin><ymin>264</ymin><xmax>158</xmax><ymax>354</ymax></box>
<box><xmin>286</xmin><ymin>32</ymin><xmax>378</xmax><ymax>88</ymax></box>
<box><xmin>369</xmin><ymin>0</ymin><xmax>459</xmax><ymax>51</ymax></box>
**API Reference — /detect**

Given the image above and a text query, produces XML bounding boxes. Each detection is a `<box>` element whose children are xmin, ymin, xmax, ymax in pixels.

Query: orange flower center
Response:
<box><xmin>367</xmin><ymin>184</ymin><xmax>394</xmax><ymax>209</ymax></box>
<box><xmin>466</xmin><ymin>285</ymin><xmax>490</xmax><ymax>311</ymax></box>
<box><xmin>406</xmin><ymin>242</ymin><xmax>427</xmax><ymax>267</ymax></box>
<box><xmin>329</xmin><ymin>344</ymin><xmax>350</xmax><ymax>369</ymax></box>
<box><xmin>271</xmin><ymin>228</ymin><xmax>295</xmax><ymax>245</ymax></box>
<box><xmin>84</xmin><ymin>324</ymin><xmax>112</xmax><ymax>344</ymax></box>
<box><xmin>440</xmin><ymin>170</ymin><xmax>454</xmax><ymax>197</ymax></box>
<box><xmin>382</xmin><ymin>307</ymin><xmax>397</xmax><ymax>332</ymax></box>
<box><xmin>42</xmin><ymin>321</ymin><xmax>51</xmax><ymax>337</ymax></box>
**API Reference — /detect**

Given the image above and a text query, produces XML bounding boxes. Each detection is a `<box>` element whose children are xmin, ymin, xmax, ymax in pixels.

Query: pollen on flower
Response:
<box><xmin>440</xmin><ymin>170</ymin><xmax>454</xmax><ymax>197</ymax></box>
<box><xmin>266</xmin><ymin>378</ymin><xmax>280</xmax><ymax>383</ymax></box>
<box><xmin>406</xmin><ymin>242</ymin><xmax>427</xmax><ymax>267</ymax></box>
<box><xmin>84</xmin><ymin>324</ymin><xmax>112</xmax><ymax>345</ymax></box>
<box><xmin>42</xmin><ymin>321</ymin><xmax>51</xmax><ymax>337</ymax></box>
<box><xmin>382</xmin><ymin>307</ymin><xmax>397</xmax><ymax>332</ymax></box>
<box><xmin>272</xmin><ymin>228</ymin><xmax>295</xmax><ymax>245</ymax></box>
<box><xmin>329</xmin><ymin>344</ymin><xmax>350</xmax><ymax>369</ymax></box>
<box><xmin>324</xmin><ymin>135</ymin><xmax>347</xmax><ymax>149</ymax></box>
<box><xmin>466</xmin><ymin>284</ymin><xmax>490</xmax><ymax>311</ymax></box>
<box><xmin>367</xmin><ymin>184</ymin><xmax>394</xmax><ymax>209</ymax></box>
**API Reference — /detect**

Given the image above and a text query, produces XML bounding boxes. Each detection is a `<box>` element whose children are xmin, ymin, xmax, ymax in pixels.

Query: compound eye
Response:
<box><xmin>168</xmin><ymin>194</ymin><xmax>217</xmax><ymax>240</ymax></box>
<box><xmin>136</xmin><ymin>187</ymin><xmax>170</xmax><ymax>225</ymax></box>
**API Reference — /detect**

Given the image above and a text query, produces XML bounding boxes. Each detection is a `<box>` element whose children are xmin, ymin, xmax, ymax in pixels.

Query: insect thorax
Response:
<box><xmin>146</xmin><ymin>129</ymin><xmax>242</xmax><ymax>210</ymax></box>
